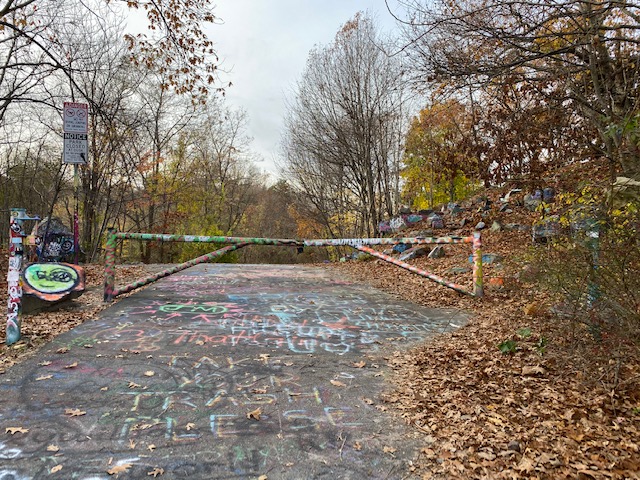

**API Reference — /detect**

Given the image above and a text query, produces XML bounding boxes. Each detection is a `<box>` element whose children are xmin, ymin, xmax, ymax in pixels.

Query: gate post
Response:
<box><xmin>6</xmin><ymin>209</ymin><xmax>25</xmax><ymax>345</ymax></box>
<box><xmin>472</xmin><ymin>231</ymin><xmax>484</xmax><ymax>298</ymax></box>
<box><xmin>104</xmin><ymin>228</ymin><xmax>117</xmax><ymax>302</ymax></box>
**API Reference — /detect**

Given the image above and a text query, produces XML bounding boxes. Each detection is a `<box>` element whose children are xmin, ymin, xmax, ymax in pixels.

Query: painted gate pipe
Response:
<box><xmin>104</xmin><ymin>228</ymin><xmax>249</xmax><ymax>301</ymax></box>
<box><xmin>353</xmin><ymin>245</ymin><xmax>476</xmax><ymax>297</ymax></box>
<box><xmin>114</xmin><ymin>232</ymin><xmax>303</xmax><ymax>247</ymax></box>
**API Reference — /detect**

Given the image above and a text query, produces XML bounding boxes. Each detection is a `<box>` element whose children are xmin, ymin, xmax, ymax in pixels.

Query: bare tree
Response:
<box><xmin>283</xmin><ymin>12</ymin><xmax>407</xmax><ymax>237</ymax></box>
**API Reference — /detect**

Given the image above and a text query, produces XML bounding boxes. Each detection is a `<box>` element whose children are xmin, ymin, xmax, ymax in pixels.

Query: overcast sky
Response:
<box><xmin>209</xmin><ymin>1</ymin><xmax>406</xmax><ymax>178</ymax></box>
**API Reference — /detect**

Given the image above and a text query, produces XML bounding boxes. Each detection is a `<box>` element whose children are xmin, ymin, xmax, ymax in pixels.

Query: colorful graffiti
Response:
<box><xmin>7</xmin><ymin>210</ymin><xmax>25</xmax><ymax>345</ymax></box>
<box><xmin>0</xmin><ymin>264</ymin><xmax>464</xmax><ymax>478</ymax></box>
<box><xmin>22</xmin><ymin>263</ymin><xmax>85</xmax><ymax>302</ymax></box>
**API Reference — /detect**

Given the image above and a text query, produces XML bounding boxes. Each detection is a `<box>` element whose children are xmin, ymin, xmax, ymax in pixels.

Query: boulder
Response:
<box><xmin>468</xmin><ymin>253</ymin><xmax>504</xmax><ymax>265</ymax></box>
<box><xmin>447</xmin><ymin>266</ymin><xmax>471</xmax><ymax>275</ymax></box>
<box><xmin>475</xmin><ymin>221</ymin><xmax>486</xmax><ymax>230</ymax></box>
<box><xmin>399</xmin><ymin>246</ymin><xmax>430</xmax><ymax>262</ymax></box>
<box><xmin>392</xmin><ymin>242</ymin><xmax>410</xmax><ymax>254</ymax></box>
<box><xmin>428</xmin><ymin>214</ymin><xmax>444</xmax><ymax>229</ymax></box>
<box><xmin>490</xmin><ymin>221</ymin><xmax>503</xmax><ymax>232</ymax></box>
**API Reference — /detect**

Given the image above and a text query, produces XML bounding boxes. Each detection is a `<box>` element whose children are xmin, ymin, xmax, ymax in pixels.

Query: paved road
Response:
<box><xmin>0</xmin><ymin>264</ymin><xmax>467</xmax><ymax>479</ymax></box>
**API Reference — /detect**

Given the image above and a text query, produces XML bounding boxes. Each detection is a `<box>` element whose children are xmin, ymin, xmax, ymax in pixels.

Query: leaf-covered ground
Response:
<box><xmin>329</xmin><ymin>200</ymin><xmax>640</xmax><ymax>479</ymax></box>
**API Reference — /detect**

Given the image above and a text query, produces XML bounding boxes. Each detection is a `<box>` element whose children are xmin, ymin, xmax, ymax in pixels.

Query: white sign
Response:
<box><xmin>63</xmin><ymin>133</ymin><xmax>88</xmax><ymax>164</ymax></box>
<box><xmin>63</xmin><ymin>102</ymin><xmax>88</xmax><ymax>133</ymax></box>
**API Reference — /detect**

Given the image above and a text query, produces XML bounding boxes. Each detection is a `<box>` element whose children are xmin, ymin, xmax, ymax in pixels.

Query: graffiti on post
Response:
<box><xmin>7</xmin><ymin>211</ymin><xmax>24</xmax><ymax>345</ymax></box>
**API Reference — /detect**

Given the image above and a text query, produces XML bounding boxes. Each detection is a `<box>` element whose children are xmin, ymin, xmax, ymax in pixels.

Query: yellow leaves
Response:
<box><xmin>246</xmin><ymin>407</ymin><xmax>261</xmax><ymax>420</ymax></box>
<box><xmin>5</xmin><ymin>427</ymin><xmax>28</xmax><ymax>434</ymax></box>
<box><xmin>65</xmin><ymin>408</ymin><xmax>86</xmax><ymax>417</ymax></box>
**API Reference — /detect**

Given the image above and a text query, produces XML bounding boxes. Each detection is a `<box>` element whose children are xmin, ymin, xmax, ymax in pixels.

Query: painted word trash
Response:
<box><xmin>103</xmin><ymin>229</ymin><xmax>484</xmax><ymax>301</ymax></box>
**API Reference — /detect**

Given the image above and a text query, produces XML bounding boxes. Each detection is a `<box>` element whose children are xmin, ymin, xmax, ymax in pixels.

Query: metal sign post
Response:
<box><xmin>63</xmin><ymin>102</ymin><xmax>89</xmax><ymax>264</ymax></box>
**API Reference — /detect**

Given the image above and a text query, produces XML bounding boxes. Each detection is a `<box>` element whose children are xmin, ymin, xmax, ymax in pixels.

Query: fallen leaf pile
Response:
<box><xmin>331</xmin><ymin>201</ymin><xmax>640</xmax><ymax>479</ymax></box>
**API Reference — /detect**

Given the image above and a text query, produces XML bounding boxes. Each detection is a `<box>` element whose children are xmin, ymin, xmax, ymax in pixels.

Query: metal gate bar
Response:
<box><xmin>103</xmin><ymin>229</ymin><xmax>484</xmax><ymax>301</ymax></box>
<box><xmin>354</xmin><ymin>245</ymin><xmax>473</xmax><ymax>296</ymax></box>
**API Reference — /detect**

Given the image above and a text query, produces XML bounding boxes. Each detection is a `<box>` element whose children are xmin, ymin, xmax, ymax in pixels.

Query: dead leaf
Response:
<box><xmin>354</xmin><ymin>441</ymin><xmax>362</xmax><ymax>451</ymax></box>
<box><xmin>148</xmin><ymin>468</ymin><xmax>164</xmax><ymax>477</ymax></box>
<box><xmin>258</xmin><ymin>476</ymin><xmax>268</xmax><ymax>480</ymax></box>
<box><xmin>330</xmin><ymin>380</ymin><xmax>346</xmax><ymax>387</ymax></box>
<box><xmin>5</xmin><ymin>427</ymin><xmax>28</xmax><ymax>435</ymax></box>
<box><xmin>352</xmin><ymin>361</ymin><xmax>366</xmax><ymax>368</ymax></box>
<box><xmin>38</xmin><ymin>361</ymin><xmax>52</xmax><ymax>366</ymax></box>
<box><xmin>516</xmin><ymin>456</ymin><xmax>535</xmax><ymax>473</ymax></box>
<box><xmin>148</xmin><ymin>444</ymin><xmax>156</xmax><ymax>451</ymax></box>
<box><xmin>51</xmin><ymin>465</ymin><xmax>63</xmax><ymax>473</ymax></box>
<box><xmin>64</xmin><ymin>408</ymin><xmax>86</xmax><ymax>417</ymax></box>
<box><xmin>144</xmin><ymin>371</ymin><xmax>155</xmax><ymax>377</ymax></box>
<box><xmin>47</xmin><ymin>445</ymin><xmax>60</xmax><ymax>452</ymax></box>
<box><xmin>363</xmin><ymin>398</ymin><xmax>374</xmax><ymax>405</ymax></box>
<box><xmin>186</xmin><ymin>423</ymin><xmax>195</xmax><ymax>431</ymax></box>
<box><xmin>36</xmin><ymin>374</ymin><xmax>53</xmax><ymax>381</ymax></box>
<box><xmin>129</xmin><ymin>439</ymin><xmax>136</xmax><ymax>449</ymax></box>
<box><xmin>252</xmin><ymin>388</ymin><xmax>268</xmax><ymax>394</ymax></box>
<box><xmin>64</xmin><ymin>362</ymin><xmax>78</xmax><ymax>369</ymax></box>
<box><xmin>383</xmin><ymin>446</ymin><xmax>397</xmax><ymax>455</ymax></box>
<box><xmin>56</xmin><ymin>347</ymin><xmax>69</xmax><ymax>354</ymax></box>
<box><xmin>521</xmin><ymin>365</ymin><xmax>546</xmax><ymax>376</ymax></box>
<box><xmin>259</xmin><ymin>354</ymin><xmax>270</xmax><ymax>363</ymax></box>
<box><xmin>101</xmin><ymin>387</ymin><xmax>108</xmax><ymax>391</ymax></box>
<box><xmin>129</xmin><ymin>382</ymin><xmax>141</xmax><ymax>389</ymax></box>
<box><xmin>195</xmin><ymin>340</ymin><xmax>205</xmax><ymax>345</ymax></box>
<box><xmin>107</xmin><ymin>463</ymin><xmax>132</xmax><ymax>475</ymax></box>
<box><xmin>284</xmin><ymin>362</ymin><xmax>293</xmax><ymax>367</ymax></box>
<box><xmin>247</xmin><ymin>407</ymin><xmax>262</xmax><ymax>420</ymax></box>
